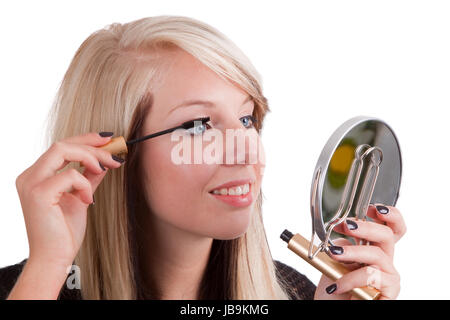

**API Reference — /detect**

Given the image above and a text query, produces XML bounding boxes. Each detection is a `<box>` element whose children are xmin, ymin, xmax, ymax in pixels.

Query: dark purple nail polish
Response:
<box><xmin>329</xmin><ymin>245</ymin><xmax>344</xmax><ymax>255</ymax></box>
<box><xmin>376</xmin><ymin>205</ymin><xmax>390</xmax><ymax>214</ymax></box>
<box><xmin>346</xmin><ymin>219</ymin><xmax>358</xmax><ymax>230</ymax></box>
<box><xmin>99</xmin><ymin>132</ymin><xmax>114</xmax><ymax>137</ymax></box>
<box><xmin>112</xmin><ymin>154</ymin><xmax>125</xmax><ymax>163</ymax></box>
<box><xmin>99</xmin><ymin>161</ymin><xmax>106</xmax><ymax>171</ymax></box>
<box><xmin>326</xmin><ymin>283</ymin><xmax>337</xmax><ymax>294</ymax></box>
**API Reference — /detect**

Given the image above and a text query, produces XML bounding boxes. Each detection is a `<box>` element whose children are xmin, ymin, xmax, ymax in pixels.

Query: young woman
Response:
<box><xmin>0</xmin><ymin>16</ymin><xmax>406</xmax><ymax>300</ymax></box>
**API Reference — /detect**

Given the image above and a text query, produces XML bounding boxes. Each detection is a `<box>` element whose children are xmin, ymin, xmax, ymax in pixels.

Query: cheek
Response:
<box><xmin>254</xmin><ymin>135</ymin><xmax>266</xmax><ymax>182</ymax></box>
<box><xmin>140</xmin><ymin>135</ymin><xmax>265</xmax><ymax>240</ymax></box>
<box><xmin>141</xmin><ymin>140</ymin><xmax>215</xmax><ymax>229</ymax></box>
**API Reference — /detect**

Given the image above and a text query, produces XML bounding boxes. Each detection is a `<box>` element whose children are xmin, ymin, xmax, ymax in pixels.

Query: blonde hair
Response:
<box><xmin>45</xmin><ymin>15</ymin><xmax>297</xmax><ymax>299</ymax></box>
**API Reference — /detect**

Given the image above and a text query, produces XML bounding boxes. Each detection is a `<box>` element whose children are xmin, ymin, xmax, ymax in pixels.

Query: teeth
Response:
<box><xmin>211</xmin><ymin>183</ymin><xmax>250</xmax><ymax>196</ymax></box>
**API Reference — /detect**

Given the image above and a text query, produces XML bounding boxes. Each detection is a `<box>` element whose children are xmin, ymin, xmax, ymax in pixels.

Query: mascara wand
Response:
<box><xmin>96</xmin><ymin>117</ymin><xmax>211</xmax><ymax>156</ymax></box>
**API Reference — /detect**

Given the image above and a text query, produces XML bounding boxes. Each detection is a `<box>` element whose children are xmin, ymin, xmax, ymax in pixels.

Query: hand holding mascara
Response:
<box><xmin>9</xmin><ymin>117</ymin><xmax>211</xmax><ymax>299</ymax></box>
<box><xmin>11</xmin><ymin>132</ymin><xmax>125</xmax><ymax>299</ymax></box>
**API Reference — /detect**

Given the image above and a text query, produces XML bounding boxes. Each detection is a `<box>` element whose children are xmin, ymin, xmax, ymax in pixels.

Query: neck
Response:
<box><xmin>137</xmin><ymin>214</ymin><xmax>213</xmax><ymax>299</ymax></box>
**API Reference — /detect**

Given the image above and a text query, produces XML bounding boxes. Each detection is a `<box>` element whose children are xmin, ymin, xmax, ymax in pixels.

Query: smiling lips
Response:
<box><xmin>209</xmin><ymin>180</ymin><xmax>254</xmax><ymax>208</ymax></box>
<box><xmin>211</xmin><ymin>183</ymin><xmax>250</xmax><ymax>196</ymax></box>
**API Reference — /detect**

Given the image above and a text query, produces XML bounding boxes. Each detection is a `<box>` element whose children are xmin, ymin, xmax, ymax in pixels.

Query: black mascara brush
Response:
<box><xmin>97</xmin><ymin>117</ymin><xmax>211</xmax><ymax>156</ymax></box>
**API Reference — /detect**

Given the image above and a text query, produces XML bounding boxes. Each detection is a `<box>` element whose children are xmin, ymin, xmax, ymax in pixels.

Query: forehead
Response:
<box><xmin>149</xmin><ymin>49</ymin><xmax>250</xmax><ymax>118</ymax></box>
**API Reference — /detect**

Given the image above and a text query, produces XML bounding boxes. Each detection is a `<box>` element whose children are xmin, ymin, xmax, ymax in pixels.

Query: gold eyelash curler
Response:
<box><xmin>280</xmin><ymin>116</ymin><xmax>402</xmax><ymax>300</ymax></box>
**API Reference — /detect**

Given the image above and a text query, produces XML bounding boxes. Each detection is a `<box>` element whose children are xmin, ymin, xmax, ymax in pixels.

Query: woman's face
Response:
<box><xmin>139</xmin><ymin>49</ymin><xmax>265</xmax><ymax>240</ymax></box>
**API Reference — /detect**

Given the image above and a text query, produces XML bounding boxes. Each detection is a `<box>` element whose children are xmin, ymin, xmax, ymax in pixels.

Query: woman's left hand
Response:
<box><xmin>314</xmin><ymin>203</ymin><xmax>407</xmax><ymax>300</ymax></box>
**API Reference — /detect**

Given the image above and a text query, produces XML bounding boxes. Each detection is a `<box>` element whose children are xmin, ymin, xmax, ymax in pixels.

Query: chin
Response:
<box><xmin>210</xmin><ymin>222</ymin><xmax>252</xmax><ymax>240</ymax></box>
<box><xmin>213</xmin><ymin>232</ymin><xmax>247</xmax><ymax>241</ymax></box>
<box><xmin>210</xmin><ymin>206</ymin><xmax>256</xmax><ymax>239</ymax></box>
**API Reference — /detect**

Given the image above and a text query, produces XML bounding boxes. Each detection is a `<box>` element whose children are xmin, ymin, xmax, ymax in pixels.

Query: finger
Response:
<box><xmin>328</xmin><ymin>244</ymin><xmax>397</xmax><ymax>274</ymax></box>
<box><xmin>332</xmin><ymin>238</ymin><xmax>353</xmax><ymax>246</ymax></box>
<box><xmin>329</xmin><ymin>266</ymin><xmax>400</xmax><ymax>299</ymax></box>
<box><xmin>331</xmin><ymin>238</ymin><xmax>361</xmax><ymax>271</ymax></box>
<box><xmin>27</xmin><ymin>132</ymin><xmax>114</xmax><ymax>179</ymax></box>
<box><xmin>29</xmin><ymin>142</ymin><xmax>123</xmax><ymax>185</ymax></box>
<box><xmin>364</xmin><ymin>212</ymin><xmax>385</xmax><ymax>225</ymax></box>
<box><xmin>333</xmin><ymin>218</ymin><xmax>395</xmax><ymax>258</ymax></box>
<box><xmin>72</xmin><ymin>159</ymin><xmax>116</xmax><ymax>204</ymax></box>
<box><xmin>16</xmin><ymin>132</ymin><xmax>114</xmax><ymax>189</ymax></box>
<box><xmin>366</xmin><ymin>204</ymin><xmax>388</xmax><ymax>223</ymax></box>
<box><xmin>79</xmin><ymin>166</ymin><xmax>108</xmax><ymax>194</ymax></box>
<box><xmin>33</xmin><ymin>168</ymin><xmax>94</xmax><ymax>206</ymax></box>
<box><xmin>367</xmin><ymin>204</ymin><xmax>407</xmax><ymax>242</ymax></box>
<box><xmin>74</xmin><ymin>143</ymin><xmax>125</xmax><ymax>170</ymax></box>
<box><xmin>317</xmin><ymin>275</ymin><xmax>350</xmax><ymax>300</ymax></box>
<box><xmin>64</xmin><ymin>131</ymin><xmax>114</xmax><ymax>146</ymax></box>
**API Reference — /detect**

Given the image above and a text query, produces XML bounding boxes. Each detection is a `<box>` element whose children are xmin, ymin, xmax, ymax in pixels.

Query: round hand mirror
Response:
<box><xmin>310</xmin><ymin>116</ymin><xmax>402</xmax><ymax>248</ymax></box>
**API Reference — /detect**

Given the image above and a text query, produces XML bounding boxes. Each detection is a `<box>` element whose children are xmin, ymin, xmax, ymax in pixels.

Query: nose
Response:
<box><xmin>220</xmin><ymin>119</ymin><xmax>261</xmax><ymax>166</ymax></box>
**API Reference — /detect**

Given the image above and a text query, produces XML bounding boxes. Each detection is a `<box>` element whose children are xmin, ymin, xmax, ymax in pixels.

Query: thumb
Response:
<box><xmin>332</xmin><ymin>237</ymin><xmax>353</xmax><ymax>247</ymax></box>
<box><xmin>331</xmin><ymin>237</ymin><xmax>361</xmax><ymax>271</ymax></box>
<box><xmin>71</xmin><ymin>167</ymin><xmax>108</xmax><ymax>202</ymax></box>
<box><xmin>83</xmin><ymin>167</ymin><xmax>108</xmax><ymax>193</ymax></box>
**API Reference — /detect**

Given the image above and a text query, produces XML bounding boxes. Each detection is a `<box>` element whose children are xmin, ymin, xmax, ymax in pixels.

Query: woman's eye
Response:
<box><xmin>240</xmin><ymin>115</ymin><xmax>256</xmax><ymax>128</ymax></box>
<box><xmin>183</xmin><ymin>115</ymin><xmax>255</xmax><ymax>136</ymax></box>
<box><xmin>187</xmin><ymin>121</ymin><xmax>212</xmax><ymax>136</ymax></box>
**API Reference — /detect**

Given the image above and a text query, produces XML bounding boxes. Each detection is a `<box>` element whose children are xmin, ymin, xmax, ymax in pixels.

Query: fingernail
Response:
<box><xmin>112</xmin><ymin>154</ymin><xmax>125</xmax><ymax>163</ymax></box>
<box><xmin>346</xmin><ymin>219</ymin><xmax>358</xmax><ymax>230</ymax></box>
<box><xmin>376</xmin><ymin>205</ymin><xmax>390</xmax><ymax>214</ymax></box>
<box><xmin>92</xmin><ymin>194</ymin><xmax>95</xmax><ymax>205</ymax></box>
<box><xmin>329</xmin><ymin>245</ymin><xmax>344</xmax><ymax>255</ymax></box>
<box><xmin>99</xmin><ymin>161</ymin><xmax>106</xmax><ymax>171</ymax></box>
<box><xmin>99</xmin><ymin>132</ymin><xmax>114</xmax><ymax>137</ymax></box>
<box><xmin>326</xmin><ymin>283</ymin><xmax>337</xmax><ymax>294</ymax></box>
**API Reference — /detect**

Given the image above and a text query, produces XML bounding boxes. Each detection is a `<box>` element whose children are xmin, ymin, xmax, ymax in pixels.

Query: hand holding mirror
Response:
<box><xmin>281</xmin><ymin>116</ymin><xmax>402</xmax><ymax>300</ymax></box>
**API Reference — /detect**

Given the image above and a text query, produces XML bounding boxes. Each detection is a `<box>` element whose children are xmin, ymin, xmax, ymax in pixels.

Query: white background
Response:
<box><xmin>1</xmin><ymin>0</ymin><xmax>448</xmax><ymax>299</ymax></box>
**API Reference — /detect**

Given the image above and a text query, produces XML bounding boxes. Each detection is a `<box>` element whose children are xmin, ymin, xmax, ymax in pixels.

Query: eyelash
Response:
<box><xmin>186</xmin><ymin>115</ymin><xmax>257</xmax><ymax>136</ymax></box>
<box><xmin>240</xmin><ymin>115</ymin><xmax>257</xmax><ymax>129</ymax></box>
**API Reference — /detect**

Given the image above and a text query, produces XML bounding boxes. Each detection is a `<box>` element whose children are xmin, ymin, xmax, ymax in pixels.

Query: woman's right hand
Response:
<box><xmin>14</xmin><ymin>132</ymin><xmax>124</xmax><ymax>269</ymax></box>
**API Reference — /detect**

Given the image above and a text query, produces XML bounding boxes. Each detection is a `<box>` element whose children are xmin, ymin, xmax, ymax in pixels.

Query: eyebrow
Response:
<box><xmin>168</xmin><ymin>95</ymin><xmax>253</xmax><ymax>115</ymax></box>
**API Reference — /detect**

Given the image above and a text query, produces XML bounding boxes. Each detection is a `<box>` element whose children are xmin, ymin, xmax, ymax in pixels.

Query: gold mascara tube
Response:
<box><xmin>79</xmin><ymin>136</ymin><xmax>127</xmax><ymax>168</ymax></box>
<box><xmin>99</xmin><ymin>136</ymin><xmax>128</xmax><ymax>155</ymax></box>
<box><xmin>280</xmin><ymin>229</ymin><xmax>381</xmax><ymax>300</ymax></box>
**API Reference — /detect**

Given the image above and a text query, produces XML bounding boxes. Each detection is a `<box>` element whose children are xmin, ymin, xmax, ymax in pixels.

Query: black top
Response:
<box><xmin>0</xmin><ymin>259</ymin><xmax>316</xmax><ymax>300</ymax></box>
